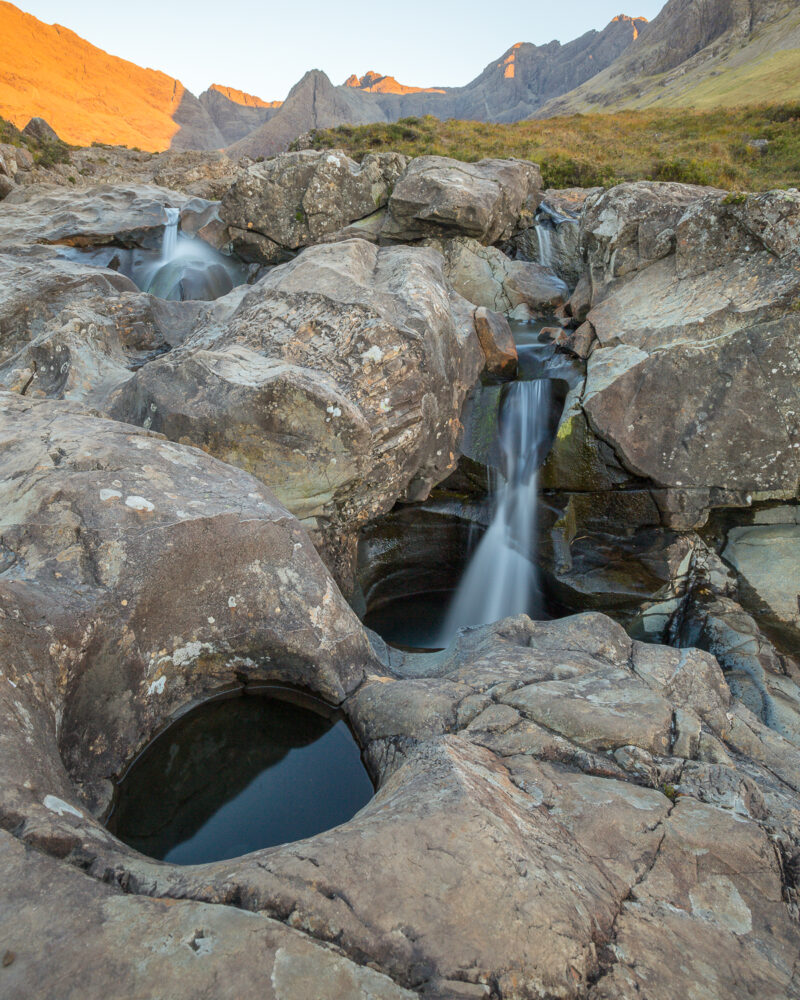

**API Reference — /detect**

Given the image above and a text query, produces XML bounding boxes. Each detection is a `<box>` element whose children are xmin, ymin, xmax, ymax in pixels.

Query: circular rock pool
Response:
<box><xmin>107</xmin><ymin>690</ymin><xmax>373</xmax><ymax>865</ymax></box>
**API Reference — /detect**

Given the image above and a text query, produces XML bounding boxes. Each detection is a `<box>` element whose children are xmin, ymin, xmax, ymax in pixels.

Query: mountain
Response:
<box><xmin>230</xmin><ymin>16</ymin><xmax>647</xmax><ymax>157</ymax></box>
<box><xmin>344</xmin><ymin>71</ymin><xmax>446</xmax><ymax>95</ymax></box>
<box><xmin>0</xmin><ymin>0</ymin><xmax>223</xmax><ymax>150</ymax></box>
<box><xmin>199</xmin><ymin>85</ymin><xmax>282</xmax><ymax>145</ymax></box>
<box><xmin>538</xmin><ymin>0</ymin><xmax>800</xmax><ymax>114</ymax></box>
<box><xmin>229</xmin><ymin>70</ymin><xmax>391</xmax><ymax>158</ymax></box>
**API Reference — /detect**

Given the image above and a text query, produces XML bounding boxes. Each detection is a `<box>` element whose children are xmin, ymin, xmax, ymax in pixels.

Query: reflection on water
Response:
<box><xmin>108</xmin><ymin>692</ymin><xmax>373</xmax><ymax>865</ymax></box>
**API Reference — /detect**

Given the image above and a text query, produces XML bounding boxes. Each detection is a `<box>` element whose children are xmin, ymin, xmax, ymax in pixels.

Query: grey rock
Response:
<box><xmin>221</xmin><ymin>149</ymin><xmax>408</xmax><ymax>260</ymax></box>
<box><xmin>381</xmin><ymin>156</ymin><xmax>542</xmax><ymax>245</ymax></box>
<box><xmin>423</xmin><ymin>235</ymin><xmax>566</xmax><ymax>315</ymax></box>
<box><xmin>22</xmin><ymin>116</ymin><xmax>61</xmax><ymax>143</ymax></box>
<box><xmin>104</xmin><ymin>240</ymin><xmax>484</xmax><ymax>589</ymax></box>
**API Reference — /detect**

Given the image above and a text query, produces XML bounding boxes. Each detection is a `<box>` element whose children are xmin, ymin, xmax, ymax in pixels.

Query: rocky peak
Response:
<box><xmin>343</xmin><ymin>70</ymin><xmax>446</xmax><ymax>95</ymax></box>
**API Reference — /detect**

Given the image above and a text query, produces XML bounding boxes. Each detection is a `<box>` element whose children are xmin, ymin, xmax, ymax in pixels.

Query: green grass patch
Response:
<box><xmin>294</xmin><ymin>106</ymin><xmax>800</xmax><ymax>191</ymax></box>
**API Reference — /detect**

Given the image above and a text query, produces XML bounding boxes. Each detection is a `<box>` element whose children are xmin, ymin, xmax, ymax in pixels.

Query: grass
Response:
<box><xmin>0</xmin><ymin>115</ymin><xmax>71</xmax><ymax>167</ymax></box>
<box><xmin>294</xmin><ymin>106</ymin><xmax>800</xmax><ymax>191</ymax></box>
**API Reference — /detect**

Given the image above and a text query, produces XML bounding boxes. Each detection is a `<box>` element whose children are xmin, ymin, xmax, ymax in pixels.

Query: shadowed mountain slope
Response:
<box><xmin>199</xmin><ymin>85</ymin><xmax>283</xmax><ymax>145</ymax></box>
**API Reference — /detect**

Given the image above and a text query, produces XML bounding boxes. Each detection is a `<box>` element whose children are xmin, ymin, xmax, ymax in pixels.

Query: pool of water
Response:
<box><xmin>107</xmin><ymin>690</ymin><xmax>373</xmax><ymax>865</ymax></box>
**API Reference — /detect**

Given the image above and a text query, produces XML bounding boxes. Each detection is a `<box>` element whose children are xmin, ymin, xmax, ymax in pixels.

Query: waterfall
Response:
<box><xmin>136</xmin><ymin>205</ymin><xmax>245</xmax><ymax>302</ymax></box>
<box><xmin>161</xmin><ymin>206</ymin><xmax>180</xmax><ymax>261</ymax></box>
<box><xmin>438</xmin><ymin>378</ymin><xmax>551</xmax><ymax>642</ymax></box>
<box><xmin>535</xmin><ymin>223</ymin><xmax>554</xmax><ymax>270</ymax></box>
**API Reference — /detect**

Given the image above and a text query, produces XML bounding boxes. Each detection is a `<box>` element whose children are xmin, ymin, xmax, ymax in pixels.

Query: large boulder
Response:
<box><xmin>544</xmin><ymin>189</ymin><xmax>800</xmax><ymax>537</ymax></box>
<box><xmin>104</xmin><ymin>239</ymin><xmax>485</xmax><ymax>587</ymax></box>
<box><xmin>220</xmin><ymin>149</ymin><xmax>408</xmax><ymax>263</ymax></box>
<box><xmin>22</xmin><ymin>116</ymin><xmax>61</xmax><ymax>143</ymax></box>
<box><xmin>380</xmin><ymin>156</ymin><xmax>542</xmax><ymax>244</ymax></box>
<box><xmin>0</xmin><ymin>392</ymin><xmax>374</xmax><ymax>812</ymax></box>
<box><xmin>578</xmin><ymin>180</ymin><xmax>719</xmax><ymax>293</ymax></box>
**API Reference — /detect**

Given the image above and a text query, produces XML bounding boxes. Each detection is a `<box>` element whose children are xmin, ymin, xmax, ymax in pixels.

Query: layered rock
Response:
<box><xmin>0</xmin><ymin>183</ymin><xmax>190</xmax><ymax>249</ymax></box>
<box><xmin>104</xmin><ymin>239</ymin><xmax>485</xmax><ymax>588</ymax></box>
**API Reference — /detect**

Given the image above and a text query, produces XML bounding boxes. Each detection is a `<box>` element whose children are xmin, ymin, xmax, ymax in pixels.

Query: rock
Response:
<box><xmin>221</xmin><ymin>149</ymin><xmax>408</xmax><ymax>262</ymax></box>
<box><xmin>723</xmin><ymin>523</ymin><xmax>800</xmax><ymax>646</ymax></box>
<box><xmin>0</xmin><ymin>392</ymin><xmax>374</xmax><ymax>806</ymax></box>
<box><xmin>178</xmin><ymin>196</ymin><xmax>229</xmax><ymax>251</ymax></box>
<box><xmin>22</xmin><ymin>117</ymin><xmax>61</xmax><ymax>143</ymax></box>
<box><xmin>380</xmin><ymin>156</ymin><xmax>542</xmax><ymax>245</ymax></box>
<box><xmin>0</xmin><ymin>175</ymin><xmax>13</xmax><ymax>200</ymax></box>
<box><xmin>0</xmin><ymin>828</ymin><xmax>417</xmax><ymax>1000</ymax></box>
<box><xmin>228</xmin><ymin>70</ymin><xmax>391</xmax><ymax>159</ymax></box>
<box><xmin>2</xmin><ymin>545</ymin><xmax>799</xmax><ymax>1000</ymax></box>
<box><xmin>548</xmin><ymin>186</ymin><xmax>800</xmax><ymax>538</ymax></box>
<box><xmin>0</xmin><ymin>250</ymin><xmax>228</xmax><ymax>403</ymax></box>
<box><xmin>423</xmin><ymin>235</ymin><xmax>566</xmax><ymax>314</ymax></box>
<box><xmin>473</xmin><ymin>306</ymin><xmax>518</xmax><ymax>377</ymax></box>
<box><xmin>580</xmin><ymin>180</ymin><xmax>720</xmax><ymax>294</ymax></box>
<box><xmin>550</xmin><ymin>320</ymin><xmax>596</xmax><ymax>358</ymax></box>
<box><xmin>104</xmin><ymin>240</ymin><xmax>484</xmax><ymax>589</ymax></box>
<box><xmin>0</xmin><ymin>183</ymin><xmax>189</xmax><ymax>250</ymax></box>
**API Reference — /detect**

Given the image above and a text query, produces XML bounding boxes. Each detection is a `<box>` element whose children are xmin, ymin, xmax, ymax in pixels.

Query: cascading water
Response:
<box><xmin>437</xmin><ymin>377</ymin><xmax>552</xmax><ymax>643</ymax></box>
<box><xmin>535</xmin><ymin>223</ymin><xmax>554</xmax><ymax>270</ymax></box>
<box><xmin>137</xmin><ymin>206</ymin><xmax>247</xmax><ymax>302</ymax></box>
<box><xmin>161</xmin><ymin>206</ymin><xmax>180</xmax><ymax>261</ymax></box>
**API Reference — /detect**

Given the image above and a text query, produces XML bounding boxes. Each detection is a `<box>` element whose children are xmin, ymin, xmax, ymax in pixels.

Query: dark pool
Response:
<box><xmin>107</xmin><ymin>690</ymin><xmax>373</xmax><ymax>865</ymax></box>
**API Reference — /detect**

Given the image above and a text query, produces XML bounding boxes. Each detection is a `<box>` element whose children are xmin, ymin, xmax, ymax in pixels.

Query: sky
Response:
<box><xmin>17</xmin><ymin>1</ymin><xmax>667</xmax><ymax>100</ymax></box>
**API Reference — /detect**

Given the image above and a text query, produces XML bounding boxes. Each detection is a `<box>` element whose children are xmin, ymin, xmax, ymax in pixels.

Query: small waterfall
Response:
<box><xmin>136</xmin><ymin>205</ymin><xmax>246</xmax><ymax>302</ymax></box>
<box><xmin>535</xmin><ymin>223</ymin><xmax>554</xmax><ymax>270</ymax></box>
<box><xmin>161</xmin><ymin>207</ymin><xmax>180</xmax><ymax>261</ymax></box>
<box><xmin>438</xmin><ymin>378</ymin><xmax>551</xmax><ymax>642</ymax></box>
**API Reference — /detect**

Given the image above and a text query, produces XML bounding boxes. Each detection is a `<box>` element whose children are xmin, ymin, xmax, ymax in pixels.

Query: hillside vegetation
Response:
<box><xmin>295</xmin><ymin>106</ymin><xmax>800</xmax><ymax>191</ymax></box>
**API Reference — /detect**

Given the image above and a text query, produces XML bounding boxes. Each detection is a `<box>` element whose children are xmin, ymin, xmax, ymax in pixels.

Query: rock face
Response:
<box><xmin>540</xmin><ymin>0</ymin><xmax>800</xmax><ymax>115</ymax></box>
<box><xmin>381</xmin><ymin>156</ymin><xmax>542</xmax><ymax>244</ymax></box>
<box><xmin>225</xmin><ymin>17</ymin><xmax>647</xmax><ymax>158</ymax></box>
<box><xmin>228</xmin><ymin>70</ymin><xmax>390</xmax><ymax>159</ymax></box>
<box><xmin>104</xmin><ymin>239</ymin><xmax>485</xmax><ymax>588</ymax></box>
<box><xmin>579</xmin><ymin>189</ymin><xmax>800</xmax><ymax>509</ymax></box>
<box><xmin>221</xmin><ymin>149</ymin><xmax>408</xmax><ymax>262</ymax></box>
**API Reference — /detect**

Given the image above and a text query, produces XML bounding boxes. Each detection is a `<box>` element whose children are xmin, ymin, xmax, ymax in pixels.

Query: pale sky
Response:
<box><xmin>17</xmin><ymin>1</ymin><xmax>667</xmax><ymax>100</ymax></box>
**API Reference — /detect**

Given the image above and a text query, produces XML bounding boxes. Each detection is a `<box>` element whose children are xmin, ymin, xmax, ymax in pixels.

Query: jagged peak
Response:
<box><xmin>343</xmin><ymin>70</ymin><xmax>446</xmax><ymax>95</ymax></box>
